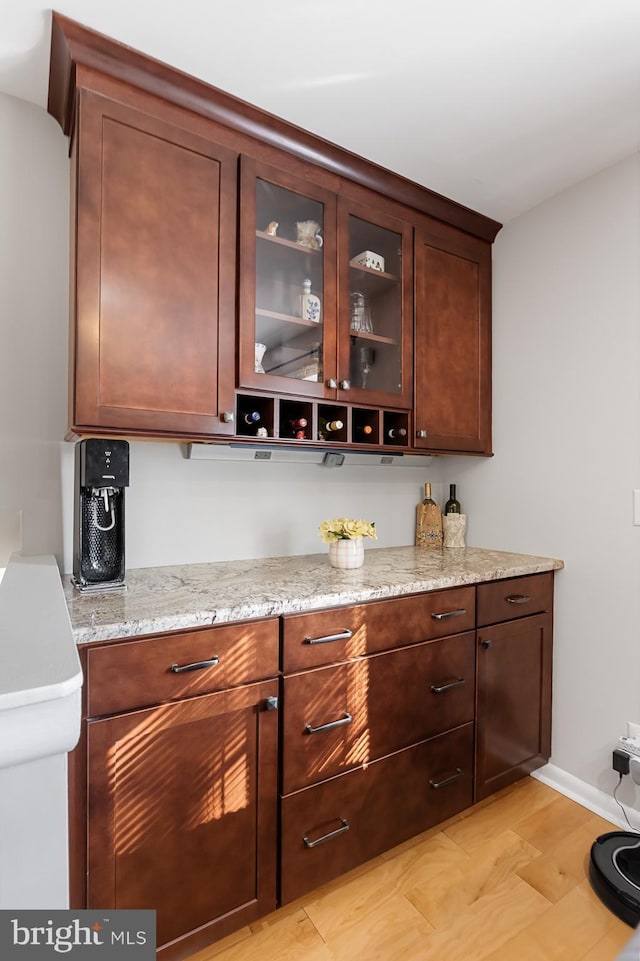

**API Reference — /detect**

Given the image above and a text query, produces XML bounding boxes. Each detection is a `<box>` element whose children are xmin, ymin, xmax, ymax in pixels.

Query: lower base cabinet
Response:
<box><xmin>280</xmin><ymin>723</ymin><xmax>474</xmax><ymax>904</ymax></box>
<box><xmin>86</xmin><ymin>682</ymin><xmax>278</xmax><ymax>953</ymax></box>
<box><xmin>71</xmin><ymin>572</ymin><xmax>555</xmax><ymax>957</ymax></box>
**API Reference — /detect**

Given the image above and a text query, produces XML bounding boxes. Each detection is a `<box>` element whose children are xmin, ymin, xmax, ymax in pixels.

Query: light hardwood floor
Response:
<box><xmin>189</xmin><ymin>777</ymin><xmax>633</xmax><ymax>961</ymax></box>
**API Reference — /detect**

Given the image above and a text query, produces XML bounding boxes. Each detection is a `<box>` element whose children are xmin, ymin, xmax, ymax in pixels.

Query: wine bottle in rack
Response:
<box><xmin>387</xmin><ymin>427</ymin><xmax>407</xmax><ymax>440</ymax></box>
<box><xmin>290</xmin><ymin>417</ymin><xmax>308</xmax><ymax>439</ymax></box>
<box><xmin>357</xmin><ymin>424</ymin><xmax>374</xmax><ymax>438</ymax></box>
<box><xmin>318</xmin><ymin>417</ymin><xmax>344</xmax><ymax>440</ymax></box>
<box><xmin>444</xmin><ymin>484</ymin><xmax>461</xmax><ymax>514</ymax></box>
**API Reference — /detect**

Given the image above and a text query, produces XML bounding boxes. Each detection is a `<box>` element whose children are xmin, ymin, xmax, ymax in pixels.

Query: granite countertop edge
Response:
<box><xmin>63</xmin><ymin>545</ymin><xmax>565</xmax><ymax>646</ymax></box>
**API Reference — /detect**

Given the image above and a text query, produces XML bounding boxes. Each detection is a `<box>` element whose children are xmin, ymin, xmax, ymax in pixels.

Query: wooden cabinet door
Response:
<box><xmin>475</xmin><ymin>612</ymin><xmax>553</xmax><ymax>801</ymax></box>
<box><xmin>72</xmin><ymin>90</ymin><xmax>237</xmax><ymax>437</ymax></box>
<box><xmin>238</xmin><ymin>156</ymin><xmax>338</xmax><ymax>399</ymax></box>
<box><xmin>86</xmin><ymin>680</ymin><xmax>278</xmax><ymax>955</ymax></box>
<box><xmin>414</xmin><ymin>220</ymin><xmax>492</xmax><ymax>454</ymax></box>
<box><xmin>336</xmin><ymin>197</ymin><xmax>413</xmax><ymax>409</ymax></box>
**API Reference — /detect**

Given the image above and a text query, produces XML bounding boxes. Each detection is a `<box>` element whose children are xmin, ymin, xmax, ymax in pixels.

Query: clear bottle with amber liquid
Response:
<box><xmin>415</xmin><ymin>482</ymin><xmax>443</xmax><ymax>548</ymax></box>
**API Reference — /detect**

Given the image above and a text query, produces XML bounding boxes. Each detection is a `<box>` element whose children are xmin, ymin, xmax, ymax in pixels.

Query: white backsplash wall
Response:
<box><xmin>60</xmin><ymin>440</ymin><xmax>447</xmax><ymax>572</ymax></box>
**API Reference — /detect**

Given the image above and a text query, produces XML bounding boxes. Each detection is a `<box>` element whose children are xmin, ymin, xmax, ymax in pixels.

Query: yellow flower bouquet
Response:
<box><xmin>318</xmin><ymin>517</ymin><xmax>377</xmax><ymax>543</ymax></box>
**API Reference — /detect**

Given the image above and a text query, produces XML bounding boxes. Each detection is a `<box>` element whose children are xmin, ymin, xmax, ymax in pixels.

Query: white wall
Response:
<box><xmin>451</xmin><ymin>153</ymin><xmax>640</xmax><ymax>806</ymax></box>
<box><xmin>3</xmin><ymin>90</ymin><xmax>640</xmax><ymax>810</ymax></box>
<box><xmin>0</xmin><ymin>94</ymin><xmax>69</xmax><ymax>558</ymax></box>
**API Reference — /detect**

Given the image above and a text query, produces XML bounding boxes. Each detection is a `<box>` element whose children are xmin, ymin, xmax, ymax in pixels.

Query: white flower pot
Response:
<box><xmin>328</xmin><ymin>538</ymin><xmax>364</xmax><ymax>570</ymax></box>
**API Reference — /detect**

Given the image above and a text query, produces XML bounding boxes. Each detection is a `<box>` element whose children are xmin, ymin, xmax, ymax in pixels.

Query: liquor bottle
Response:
<box><xmin>387</xmin><ymin>427</ymin><xmax>407</xmax><ymax>440</ymax></box>
<box><xmin>290</xmin><ymin>417</ymin><xmax>308</xmax><ymax>440</ymax></box>
<box><xmin>318</xmin><ymin>417</ymin><xmax>344</xmax><ymax>440</ymax></box>
<box><xmin>415</xmin><ymin>482</ymin><xmax>443</xmax><ymax>548</ymax></box>
<box><xmin>444</xmin><ymin>484</ymin><xmax>461</xmax><ymax>514</ymax></box>
<box><xmin>299</xmin><ymin>278</ymin><xmax>321</xmax><ymax>323</ymax></box>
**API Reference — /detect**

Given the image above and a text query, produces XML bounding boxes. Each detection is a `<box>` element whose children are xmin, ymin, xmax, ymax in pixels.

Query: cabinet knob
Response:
<box><xmin>221</xmin><ymin>411</ymin><xmax>234</xmax><ymax>423</ymax></box>
<box><xmin>340</xmin><ymin>380</ymin><xmax>351</xmax><ymax>390</ymax></box>
<box><xmin>326</xmin><ymin>378</ymin><xmax>338</xmax><ymax>389</ymax></box>
<box><xmin>416</xmin><ymin>429</ymin><xmax>428</xmax><ymax>439</ymax></box>
<box><xmin>480</xmin><ymin>639</ymin><xmax>492</xmax><ymax>649</ymax></box>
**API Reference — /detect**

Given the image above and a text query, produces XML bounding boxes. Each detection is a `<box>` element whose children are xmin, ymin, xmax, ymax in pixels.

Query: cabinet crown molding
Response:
<box><xmin>47</xmin><ymin>11</ymin><xmax>502</xmax><ymax>243</ymax></box>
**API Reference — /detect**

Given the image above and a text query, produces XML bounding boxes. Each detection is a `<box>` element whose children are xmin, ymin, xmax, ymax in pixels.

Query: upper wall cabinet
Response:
<box><xmin>69</xmin><ymin>91</ymin><xmax>238</xmax><ymax>438</ymax></box>
<box><xmin>239</xmin><ymin>159</ymin><xmax>413</xmax><ymax>409</ymax></box>
<box><xmin>414</xmin><ymin>221</ymin><xmax>493</xmax><ymax>455</ymax></box>
<box><xmin>48</xmin><ymin>12</ymin><xmax>501</xmax><ymax>453</ymax></box>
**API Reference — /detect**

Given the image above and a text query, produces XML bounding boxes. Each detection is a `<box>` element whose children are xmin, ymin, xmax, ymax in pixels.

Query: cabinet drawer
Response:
<box><xmin>280</xmin><ymin>723</ymin><xmax>473</xmax><ymax>904</ymax></box>
<box><xmin>476</xmin><ymin>572</ymin><xmax>554</xmax><ymax>627</ymax></box>
<box><xmin>85</xmin><ymin>618</ymin><xmax>279</xmax><ymax>717</ymax></box>
<box><xmin>282</xmin><ymin>586</ymin><xmax>476</xmax><ymax>671</ymax></box>
<box><xmin>282</xmin><ymin>632</ymin><xmax>475</xmax><ymax>793</ymax></box>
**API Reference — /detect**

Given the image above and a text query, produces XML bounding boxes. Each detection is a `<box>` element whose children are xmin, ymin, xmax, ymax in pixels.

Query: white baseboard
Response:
<box><xmin>532</xmin><ymin>763</ymin><xmax>639</xmax><ymax>831</ymax></box>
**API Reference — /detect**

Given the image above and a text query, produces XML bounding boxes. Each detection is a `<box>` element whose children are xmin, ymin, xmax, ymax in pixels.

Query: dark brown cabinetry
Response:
<box><xmin>279</xmin><ymin>589</ymin><xmax>477</xmax><ymax>902</ymax></box>
<box><xmin>72</xmin><ymin>620</ymin><xmax>279</xmax><ymax>961</ymax></box>
<box><xmin>238</xmin><ymin>159</ymin><xmax>413</xmax><ymax>413</ymax></box>
<box><xmin>475</xmin><ymin>573</ymin><xmax>554</xmax><ymax>800</ymax></box>
<box><xmin>414</xmin><ymin>220</ymin><xmax>493</xmax><ymax>454</ymax></box>
<box><xmin>67</xmin><ymin>571</ymin><xmax>556</xmax><ymax>955</ymax></box>
<box><xmin>70</xmin><ymin>91</ymin><xmax>238</xmax><ymax>438</ymax></box>
<box><xmin>49</xmin><ymin>13</ymin><xmax>501</xmax><ymax>454</ymax></box>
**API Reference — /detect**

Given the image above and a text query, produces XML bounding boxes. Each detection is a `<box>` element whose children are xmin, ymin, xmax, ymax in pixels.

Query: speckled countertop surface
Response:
<box><xmin>62</xmin><ymin>546</ymin><xmax>564</xmax><ymax>645</ymax></box>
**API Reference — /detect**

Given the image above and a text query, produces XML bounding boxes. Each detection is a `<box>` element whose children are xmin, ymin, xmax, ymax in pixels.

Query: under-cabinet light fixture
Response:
<box><xmin>186</xmin><ymin>443</ymin><xmax>433</xmax><ymax>468</ymax></box>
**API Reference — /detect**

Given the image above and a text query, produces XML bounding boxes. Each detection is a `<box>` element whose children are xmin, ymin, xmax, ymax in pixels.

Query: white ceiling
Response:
<box><xmin>2</xmin><ymin>1</ymin><xmax>640</xmax><ymax>223</ymax></box>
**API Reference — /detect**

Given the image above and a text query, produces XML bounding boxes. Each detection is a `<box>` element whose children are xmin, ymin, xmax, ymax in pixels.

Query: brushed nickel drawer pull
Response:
<box><xmin>429</xmin><ymin>768</ymin><xmax>463</xmax><ymax>789</ymax></box>
<box><xmin>505</xmin><ymin>594</ymin><xmax>532</xmax><ymax>604</ymax></box>
<box><xmin>303</xmin><ymin>818</ymin><xmax>350</xmax><ymax>848</ymax></box>
<box><xmin>170</xmin><ymin>656</ymin><xmax>220</xmax><ymax>674</ymax></box>
<box><xmin>431</xmin><ymin>609</ymin><xmax>467</xmax><ymax>620</ymax></box>
<box><xmin>303</xmin><ymin>629</ymin><xmax>353</xmax><ymax>645</ymax></box>
<box><xmin>430</xmin><ymin>677</ymin><xmax>465</xmax><ymax>694</ymax></box>
<box><xmin>305</xmin><ymin>712</ymin><xmax>353</xmax><ymax>735</ymax></box>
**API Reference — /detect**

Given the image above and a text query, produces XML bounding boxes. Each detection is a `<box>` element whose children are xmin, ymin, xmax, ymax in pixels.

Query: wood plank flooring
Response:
<box><xmin>188</xmin><ymin>777</ymin><xmax>633</xmax><ymax>961</ymax></box>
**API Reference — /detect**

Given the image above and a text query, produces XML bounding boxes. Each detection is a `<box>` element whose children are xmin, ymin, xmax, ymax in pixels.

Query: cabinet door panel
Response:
<box><xmin>74</xmin><ymin>91</ymin><xmax>237</xmax><ymax>436</ymax></box>
<box><xmin>476</xmin><ymin>613</ymin><xmax>553</xmax><ymax>800</ymax></box>
<box><xmin>238</xmin><ymin>156</ymin><xmax>338</xmax><ymax>399</ymax></box>
<box><xmin>282</xmin><ymin>632</ymin><xmax>475</xmax><ymax>793</ymax></box>
<box><xmin>414</xmin><ymin>222</ymin><xmax>492</xmax><ymax>454</ymax></box>
<box><xmin>87</xmin><ymin>681</ymin><xmax>278</xmax><ymax>950</ymax></box>
<box><xmin>281</xmin><ymin>724</ymin><xmax>473</xmax><ymax>904</ymax></box>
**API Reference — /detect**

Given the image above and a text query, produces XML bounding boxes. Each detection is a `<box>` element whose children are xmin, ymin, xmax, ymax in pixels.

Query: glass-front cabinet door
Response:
<box><xmin>337</xmin><ymin>201</ymin><xmax>413</xmax><ymax>409</ymax></box>
<box><xmin>239</xmin><ymin>158</ymin><xmax>337</xmax><ymax>397</ymax></box>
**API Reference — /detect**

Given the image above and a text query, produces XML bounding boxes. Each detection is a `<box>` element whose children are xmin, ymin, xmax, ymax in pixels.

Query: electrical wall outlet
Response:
<box><xmin>628</xmin><ymin>722</ymin><xmax>640</xmax><ymax>739</ymax></box>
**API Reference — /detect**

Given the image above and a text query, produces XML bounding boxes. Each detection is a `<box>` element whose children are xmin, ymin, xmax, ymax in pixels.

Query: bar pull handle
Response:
<box><xmin>429</xmin><ymin>768</ymin><xmax>463</xmax><ymax>789</ymax></box>
<box><xmin>303</xmin><ymin>819</ymin><xmax>350</xmax><ymax>848</ymax></box>
<box><xmin>430</xmin><ymin>677</ymin><xmax>465</xmax><ymax>694</ymax></box>
<box><xmin>304</xmin><ymin>629</ymin><xmax>353</xmax><ymax>645</ymax></box>
<box><xmin>305</xmin><ymin>712</ymin><xmax>353</xmax><ymax>735</ymax></box>
<box><xmin>505</xmin><ymin>594</ymin><xmax>532</xmax><ymax>604</ymax></box>
<box><xmin>431</xmin><ymin>609</ymin><xmax>467</xmax><ymax>620</ymax></box>
<box><xmin>170</xmin><ymin>656</ymin><xmax>219</xmax><ymax>674</ymax></box>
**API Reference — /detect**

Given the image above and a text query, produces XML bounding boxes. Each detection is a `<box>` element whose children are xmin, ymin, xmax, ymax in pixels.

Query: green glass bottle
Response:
<box><xmin>444</xmin><ymin>484</ymin><xmax>461</xmax><ymax>514</ymax></box>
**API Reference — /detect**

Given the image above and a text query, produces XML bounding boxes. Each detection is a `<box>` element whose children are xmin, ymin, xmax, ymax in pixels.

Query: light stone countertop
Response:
<box><xmin>62</xmin><ymin>545</ymin><xmax>564</xmax><ymax>646</ymax></box>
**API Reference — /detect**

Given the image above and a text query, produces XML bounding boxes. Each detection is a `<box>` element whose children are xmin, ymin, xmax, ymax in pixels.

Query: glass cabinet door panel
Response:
<box><xmin>239</xmin><ymin>158</ymin><xmax>337</xmax><ymax>398</ymax></box>
<box><xmin>338</xmin><ymin>205</ymin><xmax>413</xmax><ymax>409</ymax></box>
<box><xmin>256</xmin><ymin>181</ymin><xmax>324</xmax><ymax>383</ymax></box>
